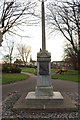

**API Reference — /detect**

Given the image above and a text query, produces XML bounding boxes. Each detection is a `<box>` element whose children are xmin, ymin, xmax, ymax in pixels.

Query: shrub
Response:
<box><xmin>2</xmin><ymin>64</ymin><xmax>21</xmax><ymax>73</ymax></box>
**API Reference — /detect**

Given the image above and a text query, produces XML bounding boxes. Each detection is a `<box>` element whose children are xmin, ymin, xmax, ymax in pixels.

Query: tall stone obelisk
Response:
<box><xmin>42</xmin><ymin>0</ymin><xmax>46</xmax><ymax>50</ymax></box>
<box><xmin>25</xmin><ymin>0</ymin><xmax>64</xmax><ymax>108</ymax></box>
<box><xmin>35</xmin><ymin>0</ymin><xmax>53</xmax><ymax>96</ymax></box>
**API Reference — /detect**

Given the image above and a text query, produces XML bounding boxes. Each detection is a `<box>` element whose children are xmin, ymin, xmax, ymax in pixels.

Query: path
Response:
<box><xmin>2</xmin><ymin>72</ymin><xmax>79</xmax><ymax>100</ymax></box>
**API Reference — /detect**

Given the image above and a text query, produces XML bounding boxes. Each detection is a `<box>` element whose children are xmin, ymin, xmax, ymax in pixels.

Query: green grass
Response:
<box><xmin>2</xmin><ymin>67</ymin><xmax>79</xmax><ymax>85</ymax></box>
<box><xmin>2</xmin><ymin>73</ymin><xmax>29</xmax><ymax>84</ymax></box>
<box><xmin>22</xmin><ymin>67</ymin><xmax>37</xmax><ymax>74</ymax></box>
<box><xmin>51</xmin><ymin>69</ymin><xmax>79</xmax><ymax>82</ymax></box>
<box><xmin>51</xmin><ymin>69</ymin><xmax>78</xmax><ymax>75</ymax></box>
<box><xmin>22</xmin><ymin>67</ymin><xmax>79</xmax><ymax>82</ymax></box>
<box><xmin>52</xmin><ymin>74</ymin><xmax>79</xmax><ymax>82</ymax></box>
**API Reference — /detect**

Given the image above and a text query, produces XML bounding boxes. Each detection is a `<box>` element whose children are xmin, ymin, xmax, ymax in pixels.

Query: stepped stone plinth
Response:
<box><xmin>24</xmin><ymin>0</ymin><xmax>68</xmax><ymax>109</ymax></box>
<box><xmin>25</xmin><ymin>49</ymin><xmax>64</xmax><ymax>108</ymax></box>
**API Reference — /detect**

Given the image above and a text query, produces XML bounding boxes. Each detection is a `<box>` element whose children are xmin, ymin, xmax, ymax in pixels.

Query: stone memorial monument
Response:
<box><xmin>35</xmin><ymin>0</ymin><xmax>53</xmax><ymax>96</ymax></box>
<box><xmin>25</xmin><ymin>0</ymin><xmax>64</xmax><ymax>108</ymax></box>
<box><xmin>14</xmin><ymin>0</ymin><xmax>77</xmax><ymax>111</ymax></box>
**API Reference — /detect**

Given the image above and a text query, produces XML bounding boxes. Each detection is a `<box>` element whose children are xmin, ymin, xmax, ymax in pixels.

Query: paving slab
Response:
<box><xmin>13</xmin><ymin>92</ymin><xmax>78</xmax><ymax>112</ymax></box>
<box><xmin>2</xmin><ymin>92</ymin><xmax>80</xmax><ymax>120</ymax></box>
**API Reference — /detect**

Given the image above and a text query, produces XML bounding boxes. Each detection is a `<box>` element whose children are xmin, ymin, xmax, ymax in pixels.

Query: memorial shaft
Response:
<box><xmin>42</xmin><ymin>1</ymin><xmax>46</xmax><ymax>50</ymax></box>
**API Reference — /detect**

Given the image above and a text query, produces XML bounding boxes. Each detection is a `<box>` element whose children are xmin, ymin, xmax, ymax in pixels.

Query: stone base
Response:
<box><xmin>13</xmin><ymin>92</ymin><xmax>77</xmax><ymax>111</ymax></box>
<box><xmin>35</xmin><ymin>86</ymin><xmax>53</xmax><ymax>96</ymax></box>
<box><xmin>25</xmin><ymin>92</ymin><xmax>63</xmax><ymax>104</ymax></box>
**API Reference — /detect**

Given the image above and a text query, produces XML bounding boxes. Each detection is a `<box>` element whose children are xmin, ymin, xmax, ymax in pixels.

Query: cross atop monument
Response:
<box><xmin>39</xmin><ymin>0</ymin><xmax>47</xmax><ymax>50</ymax></box>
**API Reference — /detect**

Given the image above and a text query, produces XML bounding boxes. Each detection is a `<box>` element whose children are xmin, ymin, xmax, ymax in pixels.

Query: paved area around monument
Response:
<box><xmin>2</xmin><ymin>92</ymin><xmax>80</xmax><ymax>119</ymax></box>
<box><xmin>2</xmin><ymin>72</ymin><xmax>80</xmax><ymax>119</ymax></box>
<box><xmin>2</xmin><ymin>72</ymin><xmax>79</xmax><ymax>100</ymax></box>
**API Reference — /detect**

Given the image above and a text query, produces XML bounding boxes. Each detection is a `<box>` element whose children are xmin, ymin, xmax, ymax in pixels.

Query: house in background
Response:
<box><xmin>27</xmin><ymin>55</ymin><xmax>37</xmax><ymax>67</ymax></box>
<box><xmin>51</xmin><ymin>61</ymin><xmax>73</xmax><ymax>69</ymax></box>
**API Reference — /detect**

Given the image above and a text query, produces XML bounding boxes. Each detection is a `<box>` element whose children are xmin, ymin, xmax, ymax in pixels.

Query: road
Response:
<box><xmin>2</xmin><ymin>72</ymin><xmax>79</xmax><ymax>100</ymax></box>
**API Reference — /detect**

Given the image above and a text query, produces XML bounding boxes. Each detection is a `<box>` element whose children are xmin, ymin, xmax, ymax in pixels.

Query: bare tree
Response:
<box><xmin>78</xmin><ymin>3</ymin><xmax>80</xmax><ymax>73</ymax></box>
<box><xmin>17</xmin><ymin>44</ymin><xmax>31</xmax><ymax>65</ymax></box>
<box><xmin>2</xmin><ymin>41</ymin><xmax>14</xmax><ymax>64</ymax></box>
<box><xmin>47</xmin><ymin>0</ymin><xmax>80</xmax><ymax>69</ymax></box>
<box><xmin>0</xmin><ymin>0</ymin><xmax>38</xmax><ymax>45</ymax></box>
<box><xmin>0</xmin><ymin>31</ymin><xmax>3</xmax><ymax>46</ymax></box>
<box><xmin>63</xmin><ymin>42</ymin><xmax>78</xmax><ymax>69</ymax></box>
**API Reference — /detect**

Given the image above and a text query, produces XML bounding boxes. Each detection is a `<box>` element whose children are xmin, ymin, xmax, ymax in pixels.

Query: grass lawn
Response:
<box><xmin>1</xmin><ymin>68</ymin><xmax>79</xmax><ymax>84</ymax></box>
<box><xmin>52</xmin><ymin>74</ymin><xmax>79</xmax><ymax>82</ymax></box>
<box><xmin>22</xmin><ymin>67</ymin><xmax>37</xmax><ymax>74</ymax></box>
<box><xmin>2</xmin><ymin>73</ymin><xmax>29</xmax><ymax>84</ymax></box>
<box><xmin>22</xmin><ymin>67</ymin><xmax>79</xmax><ymax>82</ymax></box>
<box><xmin>51</xmin><ymin>69</ymin><xmax>78</xmax><ymax>75</ymax></box>
<box><xmin>51</xmin><ymin>69</ymin><xmax>79</xmax><ymax>82</ymax></box>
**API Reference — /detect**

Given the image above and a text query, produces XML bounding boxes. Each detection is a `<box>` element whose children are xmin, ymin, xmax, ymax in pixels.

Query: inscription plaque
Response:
<box><xmin>39</xmin><ymin>62</ymin><xmax>49</xmax><ymax>75</ymax></box>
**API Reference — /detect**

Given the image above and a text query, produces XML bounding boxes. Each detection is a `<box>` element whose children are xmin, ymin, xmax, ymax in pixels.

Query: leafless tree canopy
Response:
<box><xmin>47</xmin><ymin>0</ymin><xmax>80</xmax><ymax>69</ymax></box>
<box><xmin>47</xmin><ymin>0</ymin><xmax>79</xmax><ymax>49</ymax></box>
<box><xmin>17</xmin><ymin>44</ymin><xmax>31</xmax><ymax>65</ymax></box>
<box><xmin>2</xmin><ymin>41</ymin><xmax>14</xmax><ymax>64</ymax></box>
<box><xmin>0</xmin><ymin>0</ymin><xmax>38</xmax><ymax>45</ymax></box>
<box><xmin>63</xmin><ymin>42</ymin><xmax>78</xmax><ymax>69</ymax></box>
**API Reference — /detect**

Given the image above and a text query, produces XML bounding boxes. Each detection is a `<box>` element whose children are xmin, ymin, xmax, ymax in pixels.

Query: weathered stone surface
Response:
<box><xmin>35</xmin><ymin>86</ymin><xmax>53</xmax><ymax>96</ymax></box>
<box><xmin>37</xmin><ymin>50</ymin><xmax>51</xmax><ymax>58</ymax></box>
<box><xmin>36</xmin><ymin>76</ymin><xmax>51</xmax><ymax>87</ymax></box>
<box><xmin>39</xmin><ymin>62</ymin><xmax>49</xmax><ymax>75</ymax></box>
<box><xmin>2</xmin><ymin>92</ymin><xmax>79</xmax><ymax>119</ymax></box>
<box><xmin>25</xmin><ymin>92</ymin><xmax>63</xmax><ymax>104</ymax></box>
<box><xmin>36</xmin><ymin>51</ymin><xmax>52</xmax><ymax>96</ymax></box>
<box><xmin>37</xmin><ymin>57</ymin><xmax>51</xmax><ymax>62</ymax></box>
<box><xmin>37</xmin><ymin>51</ymin><xmax>51</xmax><ymax>91</ymax></box>
<box><xmin>13</xmin><ymin>92</ymin><xmax>77</xmax><ymax>111</ymax></box>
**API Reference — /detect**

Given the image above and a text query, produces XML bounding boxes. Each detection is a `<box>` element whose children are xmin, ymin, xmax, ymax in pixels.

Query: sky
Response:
<box><xmin>0</xmin><ymin>0</ymin><xmax>65</xmax><ymax>62</ymax></box>
<box><xmin>24</xmin><ymin>26</ymin><xmax>65</xmax><ymax>62</ymax></box>
<box><xmin>13</xmin><ymin>25</ymin><xmax>65</xmax><ymax>62</ymax></box>
<box><xmin>0</xmin><ymin>25</ymin><xmax>65</xmax><ymax>62</ymax></box>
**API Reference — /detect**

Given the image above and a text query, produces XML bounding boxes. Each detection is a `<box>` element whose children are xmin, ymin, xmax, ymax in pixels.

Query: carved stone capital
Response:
<box><xmin>37</xmin><ymin>50</ymin><xmax>51</xmax><ymax>58</ymax></box>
